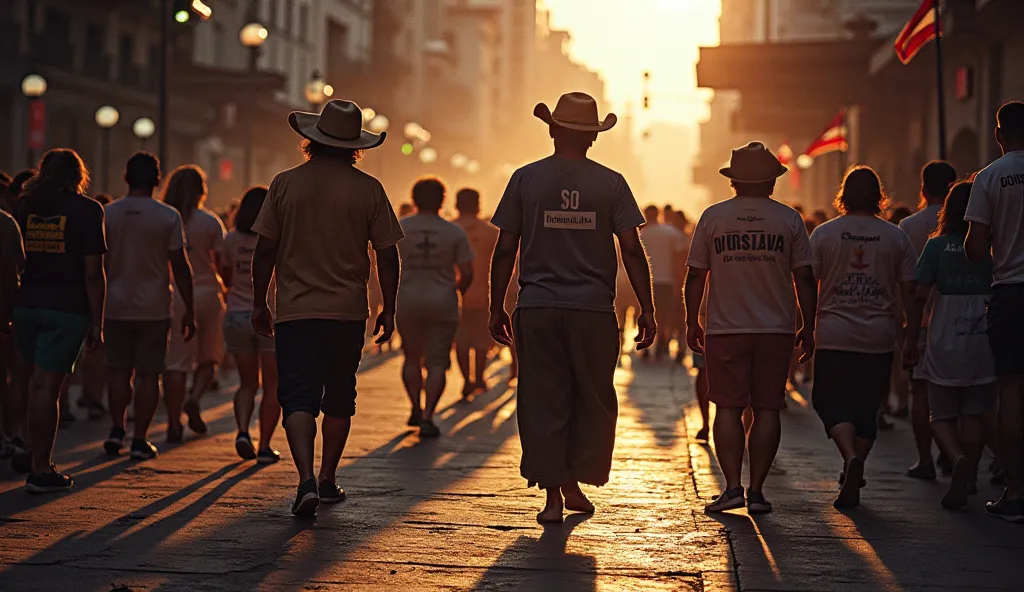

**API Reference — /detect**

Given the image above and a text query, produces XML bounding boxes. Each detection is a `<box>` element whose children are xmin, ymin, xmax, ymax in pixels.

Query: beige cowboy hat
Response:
<box><xmin>288</xmin><ymin>99</ymin><xmax>386</xmax><ymax>150</ymax></box>
<box><xmin>719</xmin><ymin>142</ymin><xmax>788</xmax><ymax>183</ymax></box>
<box><xmin>534</xmin><ymin>92</ymin><xmax>617</xmax><ymax>132</ymax></box>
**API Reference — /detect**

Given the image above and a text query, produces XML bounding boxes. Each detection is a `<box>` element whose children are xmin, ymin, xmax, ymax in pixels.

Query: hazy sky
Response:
<box><xmin>542</xmin><ymin>0</ymin><xmax>721</xmax><ymax>130</ymax></box>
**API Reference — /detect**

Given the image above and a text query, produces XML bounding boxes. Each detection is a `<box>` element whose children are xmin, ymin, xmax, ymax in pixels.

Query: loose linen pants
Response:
<box><xmin>513</xmin><ymin>307</ymin><xmax>620</xmax><ymax>489</ymax></box>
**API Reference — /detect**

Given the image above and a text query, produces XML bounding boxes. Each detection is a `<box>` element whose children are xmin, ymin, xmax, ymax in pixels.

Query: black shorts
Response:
<box><xmin>105</xmin><ymin>319</ymin><xmax>171</xmax><ymax>374</ymax></box>
<box><xmin>812</xmin><ymin>349</ymin><xmax>893</xmax><ymax>440</ymax></box>
<box><xmin>275</xmin><ymin>319</ymin><xmax>365</xmax><ymax>422</ymax></box>
<box><xmin>988</xmin><ymin>284</ymin><xmax>1024</xmax><ymax>376</ymax></box>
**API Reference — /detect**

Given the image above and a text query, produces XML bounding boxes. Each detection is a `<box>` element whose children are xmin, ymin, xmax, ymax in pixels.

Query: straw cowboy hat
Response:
<box><xmin>534</xmin><ymin>92</ymin><xmax>617</xmax><ymax>132</ymax></box>
<box><xmin>719</xmin><ymin>142</ymin><xmax>788</xmax><ymax>183</ymax></box>
<box><xmin>288</xmin><ymin>99</ymin><xmax>386</xmax><ymax>150</ymax></box>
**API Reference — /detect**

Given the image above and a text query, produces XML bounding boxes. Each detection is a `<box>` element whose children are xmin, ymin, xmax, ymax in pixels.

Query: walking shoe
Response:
<box><xmin>985</xmin><ymin>491</ymin><xmax>1024</xmax><ymax>523</ymax></box>
<box><xmin>838</xmin><ymin>472</ymin><xmax>867</xmax><ymax>488</ymax></box>
<box><xmin>906</xmin><ymin>463</ymin><xmax>936</xmax><ymax>480</ymax></box>
<box><xmin>318</xmin><ymin>480</ymin><xmax>346</xmax><ymax>504</ymax></box>
<box><xmin>704</xmin><ymin>487</ymin><xmax>745</xmax><ymax>513</ymax></box>
<box><xmin>937</xmin><ymin>452</ymin><xmax>955</xmax><ymax>476</ymax></box>
<box><xmin>942</xmin><ymin>456</ymin><xmax>971</xmax><ymax>509</ymax></box>
<box><xmin>25</xmin><ymin>464</ymin><xmax>74</xmax><ymax>494</ymax></box>
<box><xmin>129</xmin><ymin>439</ymin><xmax>159</xmax><ymax>460</ymax></box>
<box><xmin>166</xmin><ymin>422</ymin><xmax>184</xmax><ymax>444</ymax></box>
<box><xmin>257</xmin><ymin>448</ymin><xmax>281</xmax><ymax>465</ymax></box>
<box><xmin>183</xmin><ymin>400</ymin><xmax>208</xmax><ymax>435</ymax></box>
<box><xmin>291</xmin><ymin>479</ymin><xmax>320</xmax><ymax>518</ymax></box>
<box><xmin>407</xmin><ymin>407</ymin><xmax>422</xmax><ymax>427</ymax></box>
<box><xmin>747</xmin><ymin>490</ymin><xmax>773</xmax><ymax>514</ymax></box>
<box><xmin>694</xmin><ymin>427</ymin><xmax>710</xmax><ymax>444</ymax></box>
<box><xmin>10</xmin><ymin>437</ymin><xmax>31</xmax><ymax>473</ymax></box>
<box><xmin>834</xmin><ymin>458</ymin><xmax>863</xmax><ymax>509</ymax></box>
<box><xmin>235</xmin><ymin>432</ymin><xmax>257</xmax><ymax>460</ymax></box>
<box><xmin>418</xmin><ymin>419</ymin><xmax>441</xmax><ymax>438</ymax></box>
<box><xmin>104</xmin><ymin>427</ymin><xmax>126</xmax><ymax>455</ymax></box>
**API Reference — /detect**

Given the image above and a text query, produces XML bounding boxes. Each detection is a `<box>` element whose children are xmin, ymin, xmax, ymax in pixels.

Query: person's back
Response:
<box><xmin>398</xmin><ymin>212</ymin><xmax>472</xmax><ymax>321</ymax></box>
<box><xmin>105</xmin><ymin>196</ymin><xmax>184</xmax><ymax>320</ymax></box>
<box><xmin>17</xmin><ymin>190</ymin><xmax>104</xmax><ymax>316</ymax></box>
<box><xmin>641</xmin><ymin>221</ymin><xmax>685</xmax><ymax>287</ymax></box>
<box><xmin>184</xmin><ymin>207</ymin><xmax>226</xmax><ymax>296</ymax></box>
<box><xmin>260</xmin><ymin>159</ymin><xmax>396</xmax><ymax>321</ymax></box>
<box><xmin>689</xmin><ymin>196</ymin><xmax>812</xmax><ymax>335</ymax></box>
<box><xmin>899</xmin><ymin>205</ymin><xmax>941</xmax><ymax>257</ymax></box>
<box><xmin>497</xmin><ymin>156</ymin><xmax>638</xmax><ymax>312</ymax></box>
<box><xmin>900</xmin><ymin>160</ymin><xmax>957</xmax><ymax>256</ymax></box>
<box><xmin>455</xmin><ymin>214</ymin><xmax>498</xmax><ymax>311</ymax></box>
<box><xmin>967</xmin><ymin>149</ymin><xmax>1024</xmax><ymax>285</ymax></box>
<box><xmin>811</xmin><ymin>215</ymin><xmax>917</xmax><ymax>352</ymax></box>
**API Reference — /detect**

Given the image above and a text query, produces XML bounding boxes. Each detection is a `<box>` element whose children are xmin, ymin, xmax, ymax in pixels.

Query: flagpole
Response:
<box><xmin>933</xmin><ymin>0</ymin><xmax>948</xmax><ymax>160</ymax></box>
<box><xmin>838</xmin><ymin>107</ymin><xmax>848</xmax><ymax>181</ymax></box>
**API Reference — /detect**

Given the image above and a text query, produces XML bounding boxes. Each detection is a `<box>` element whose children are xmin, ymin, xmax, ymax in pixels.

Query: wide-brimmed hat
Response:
<box><xmin>288</xmin><ymin>99</ymin><xmax>385</xmax><ymax>150</ymax></box>
<box><xmin>719</xmin><ymin>142</ymin><xmax>788</xmax><ymax>183</ymax></box>
<box><xmin>534</xmin><ymin>92</ymin><xmax>617</xmax><ymax>132</ymax></box>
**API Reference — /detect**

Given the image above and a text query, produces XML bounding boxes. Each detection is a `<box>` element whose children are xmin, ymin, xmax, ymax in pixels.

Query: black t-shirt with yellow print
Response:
<box><xmin>16</xmin><ymin>192</ymin><xmax>106</xmax><ymax>316</ymax></box>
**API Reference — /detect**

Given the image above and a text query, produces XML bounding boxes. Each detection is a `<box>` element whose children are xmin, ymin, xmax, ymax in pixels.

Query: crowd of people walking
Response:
<box><xmin>0</xmin><ymin>92</ymin><xmax>1022</xmax><ymax>526</ymax></box>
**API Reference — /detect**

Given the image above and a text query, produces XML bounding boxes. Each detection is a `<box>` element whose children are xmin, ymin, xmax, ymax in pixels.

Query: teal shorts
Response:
<box><xmin>13</xmin><ymin>308</ymin><xmax>91</xmax><ymax>374</ymax></box>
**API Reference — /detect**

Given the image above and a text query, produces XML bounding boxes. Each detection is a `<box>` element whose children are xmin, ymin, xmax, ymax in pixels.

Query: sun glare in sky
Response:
<box><xmin>542</xmin><ymin>0</ymin><xmax>721</xmax><ymax>128</ymax></box>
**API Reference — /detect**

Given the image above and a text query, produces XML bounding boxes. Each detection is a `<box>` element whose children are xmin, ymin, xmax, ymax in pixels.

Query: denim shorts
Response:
<box><xmin>275</xmin><ymin>319</ymin><xmax>365</xmax><ymax>421</ymax></box>
<box><xmin>224</xmin><ymin>311</ymin><xmax>275</xmax><ymax>355</ymax></box>
<box><xmin>13</xmin><ymin>308</ymin><xmax>91</xmax><ymax>374</ymax></box>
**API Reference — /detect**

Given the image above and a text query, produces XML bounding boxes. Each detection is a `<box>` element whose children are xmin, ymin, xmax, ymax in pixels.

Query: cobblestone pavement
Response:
<box><xmin>0</xmin><ymin>349</ymin><xmax>1021</xmax><ymax>591</ymax></box>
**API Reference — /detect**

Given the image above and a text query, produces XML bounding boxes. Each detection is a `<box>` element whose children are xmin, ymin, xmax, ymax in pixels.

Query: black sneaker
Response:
<box><xmin>25</xmin><ymin>464</ymin><xmax>74</xmax><ymax>494</ymax></box>
<box><xmin>407</xmin><ymin>407</ymin><xmax>422</xmax><ymax>427</ymax></box>
<box><xmin>291</xmin><ymin>479</ymin><xmax>320</xmax><ymax>518</ymax></box>
<box><xmin>418</xmin><ymin>419</ymin><xmax>441</xmax><ymax>438</ymax></box>
<box><xmin>235</xmin><ymin>432</ymin><xmax>257</xmax><ymax>460</ymax></box>
<box><xmin>318</xmin><ymin>480</ymin><xmax>346</xmax><ymax>504</ymax></box>
<box><xmin>257</xmin><ymin>448</ymin><xmax>281</xmax><ymax>465</ymax></box>
<box><xmin>906</xmin><ymin>463</ymin><xmax>936</xmax><ymax>480</ymax></box>
<box><xmin>747</xmin><ymin>490</ymin><xmax>774</xmax><ymax>514</ymax></box>
<box><xmin>10</xmin><ymin>437</ymin><xmax>30</xmax><ymax>473</ymax></box>
<box><xmin>704</xmin><ymin>487</ymin><xmax>745</xmax><ymax>513</ymax></box>
<box><xmin>104</xmin><ymin>427</ymin><xmax>126</xmax><ymax>455</ymax></box>
<box><xmin>183</xmin><ymin>400</ymin><xmax>208</xmax><ymax>435</ymax></box>
<box><xmin>986</xmin><ymin>491</ymin><xmax>1024</xmax><ymax>523</ymax></box>
<box><xmin>129</xmin><ymin>439</ymin><xmax>159</xmax><ymax>460</ymax></box>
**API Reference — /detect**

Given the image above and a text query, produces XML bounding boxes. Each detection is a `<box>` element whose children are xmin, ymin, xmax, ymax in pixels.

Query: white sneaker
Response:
<box><xmin>704</xmin><ymin>487</ymin><xmax>745</xmax><ymax>513</ymax></box>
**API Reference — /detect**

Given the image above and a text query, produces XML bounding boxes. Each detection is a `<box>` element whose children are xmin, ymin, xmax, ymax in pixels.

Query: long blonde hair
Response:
<box><xmin>162</xmin><ymin>165</ymin><xmax>207</xmax><ymax>224</ymax></box>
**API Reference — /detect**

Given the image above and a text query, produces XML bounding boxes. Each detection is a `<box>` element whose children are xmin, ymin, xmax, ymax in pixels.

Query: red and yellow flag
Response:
<box><xmin>895</xmin><ymin>0</ymin><xmax>940</xmax><ymax>65</ymax></box>
<box><xmin>803</xmin><ymin>112</ymin><xmax>848</xmax><ymax>159</ymax></box>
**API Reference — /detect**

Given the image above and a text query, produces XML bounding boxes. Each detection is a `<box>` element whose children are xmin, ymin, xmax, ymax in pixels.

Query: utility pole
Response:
<box><xmin>158</xmin><ymin>0</ymin><xmax>171</xmax><ymax>165</ymax></box>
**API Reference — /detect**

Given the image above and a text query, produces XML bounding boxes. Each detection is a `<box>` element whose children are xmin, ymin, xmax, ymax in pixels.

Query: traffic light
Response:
<box><xmin>173</xmin><ymin>0</ymin><xmax>212</xmax><ymax>24</ymax></box>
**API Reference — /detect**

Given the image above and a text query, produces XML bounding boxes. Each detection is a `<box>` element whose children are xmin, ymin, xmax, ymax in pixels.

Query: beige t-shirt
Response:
<box><xmin>810</xmin><ymin>215</ymin><xmax>918</xmax><ymax>353</ymax></box>
<box><xmin>252</xmin><ymin>159</ymin><xmax>404</xmax><ymax>323</ymax></box>
<box><xmin>104</xmin><ymin>196</ymin><xmax>185</xmax><ymax>321</ymax></box>
<box><xmin>641</xmin><ymin>222</ymin><xmax>687</xmax><ymax>286</ymax></box>
<box><xmin>454</xmin><ymin>215</ymin><xmax>498</xmax><ymax>310</ymax></box>
<box><xmin>183</xmin><ymin>208</ymin><xmax>226</xmax><ymax>298</ymax></box>
<box><xmin>223</xmin><ymin>230</ymin><xmax>275</xmax><ymax>314</ymax></box>
<box><xmin>398</xmin><ymin>213</ymin><xmax>474</xmax><ymax>323</ymax></box>
<box><xmin>687</xmin><ymin>197</ymin><xmax>813</xmax><ymax>335</ymax></box>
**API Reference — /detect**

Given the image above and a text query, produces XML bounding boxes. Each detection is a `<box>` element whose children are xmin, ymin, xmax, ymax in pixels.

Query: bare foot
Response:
<box><xmin>561</xmin><ymin>484</ymin><xmax>595</xmax><ymax>514</ymax></box>
<box><xmin>536</xmin><ymin>506</ymin><xmax>564</xmax><ymax>524</ymax></box>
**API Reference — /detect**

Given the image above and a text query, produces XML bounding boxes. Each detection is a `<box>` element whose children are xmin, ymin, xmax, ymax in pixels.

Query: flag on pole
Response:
<box><xmin>777</xmin><ymin>143</ymin><xmax>801</xmax><ymax>190</ymax></box>
<box><xmin>803</xmin><ymin>112</ymin><xmax>848</xmax><ymax>159</ymax></box>
<box><xmin>895</xmin><ymin>0</ymin><xmax>940</xmax><ymax>65</ymax></box>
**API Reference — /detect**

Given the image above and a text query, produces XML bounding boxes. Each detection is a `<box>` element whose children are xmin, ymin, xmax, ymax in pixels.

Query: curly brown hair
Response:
<box><xmin>834</xmin><ymin>166</ymin><xmax>889</xmax><ymax>216</ymax></box>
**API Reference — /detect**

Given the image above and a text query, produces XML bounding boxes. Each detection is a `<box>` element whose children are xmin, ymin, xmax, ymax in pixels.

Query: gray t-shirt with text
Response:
<box><xmin>490</xmin><ymin>156</ymin><xmax>645</xmax><ymax>313</ymax></box>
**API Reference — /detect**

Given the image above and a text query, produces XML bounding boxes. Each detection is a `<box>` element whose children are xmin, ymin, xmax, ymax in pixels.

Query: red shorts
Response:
<box><xmin>705</xmin><ymin>333</ymin><xmax>795</xmax><ymax>410</ymax></box>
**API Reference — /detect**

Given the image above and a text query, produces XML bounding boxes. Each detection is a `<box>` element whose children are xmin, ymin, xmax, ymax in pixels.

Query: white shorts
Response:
<box><xmin>166</xmin><ymin>290</ymin><xmax>226</xmax><ymax>373</ymax></box>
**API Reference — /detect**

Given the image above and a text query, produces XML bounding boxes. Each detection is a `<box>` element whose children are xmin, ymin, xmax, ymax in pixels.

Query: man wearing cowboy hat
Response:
<box><xmin>251</xmin><ymin>99</ymin><xmax>404</xmax><ymax>518</ymax></box>
<box><xmin>685</xmin><ymin>141</ymin><xmax>817</xmax><ymax>515</ymax></box>
<box><xmin>488</xmin><ymin>92</ymin><xmax>656</xmax><ymax>524</ymax></box>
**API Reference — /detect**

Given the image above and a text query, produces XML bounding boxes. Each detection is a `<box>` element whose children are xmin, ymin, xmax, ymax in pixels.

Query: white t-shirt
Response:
<box><xmin>182</xmin><ymin>208</ymin><xmax>226</xmax><ymax>297</ymax></box>
<box><xmin>965</xmin><ymin>151</ymin><xmax>1024</xmax><ymax>285</ymax></box>
<box><xmin>810</xmin><ymin>215</ymin><xmax>917</xmax><ymax>353</ymax></box>
<box><xmin>222</xmin><ymin>230</ymin><xmax>275</xmax><ymax>314</ymax></box>
<box><xmin>104</xmin><ymin>196</ymin><xmax>185</xmax><ymax>321</ymax></box>
<box><xmin>397</xmin><ymin>213</ymin><xmax>474</xmax><ymax>323</ymax></box>
<box><xmin>687</xmin><ymin>197</ymin><xmax>813</xmax><ymax>335</ymax></box>
<box><xmin>898</xmin><ymin>204</ymin><xmax>941</xmax><ymax>257</ymax></box>
<box><xmin>641</xmin><ymin>222</ymin><xmax>687</xmax><ymax>285</ymax></box>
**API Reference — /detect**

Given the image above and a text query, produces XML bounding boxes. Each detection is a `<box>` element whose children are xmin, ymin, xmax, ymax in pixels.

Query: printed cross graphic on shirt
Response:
<box><xmin>850</xmin><ymin>246</ymin><xmax>870</xmax><ymax>270</ymax></box>
<box><xmin>415</xmin><ymin>231</ymin><xmax>439</xmax><ymax>265</ymax></box>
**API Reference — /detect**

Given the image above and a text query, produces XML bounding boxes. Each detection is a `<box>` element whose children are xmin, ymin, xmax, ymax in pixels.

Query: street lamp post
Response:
<box><xmin>239</xmin><ymin>21</ymin><xmax>268</xmax><ymax>189</ymax></box>
<box><xmin>133</xmin><ymin>117</ymin><xmax>156</xmax><ymax>151</ymax></box>
<box><xmin>21</xmin><ymin>74</ymin><xmax>47</xmax><ymax>167</ymax></box>
<box><xmin>95</xmin><ymin>105</ymin><xmax>120</xmax><ymax>193</ymax></box>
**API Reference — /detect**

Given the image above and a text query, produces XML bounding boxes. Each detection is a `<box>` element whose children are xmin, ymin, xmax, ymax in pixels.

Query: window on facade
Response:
<box><xmin>119</xmin><ymin>34</ymin><xmax>140</xmax><ymax>86</ymax></box>
<box><xmin>299</xmin><ymin>3</ymin><xmax>310</xmax><ymax>40</ymax></box>
<box><xmin>84</xmin><ymin>24</ymin><xmax>109</xmax><ymax>79</ymax></box>
<box><xmin>283</xmin><ymin>0</ymin><xmax>293</xmax><ymax>35</ymax></box>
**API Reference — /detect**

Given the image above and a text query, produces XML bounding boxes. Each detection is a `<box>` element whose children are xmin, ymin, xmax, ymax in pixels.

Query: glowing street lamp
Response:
<box><xmin>305</xmin><ymin>71</ymin><xmax>331</xmax><ymax>109</ymax></box>
<box><xmin>419</xmin><ymin>147</ymin><xmax>438</xmax><ymax>164</ymax></box>
<box><xmin>21</xmin><ymin>74</ymin><xmax>47</xmax><ymax>98</ymax></box>
<box><xmin>95</xmin><ymin>105</ymin><xmax>120</xmax><ymax>191</ymax></box>
<box><xmin>94</xmin><ymin>105</ymin><xmax>120</xmax><ymax>129</ymax></box>
<box><xmin>450</xmin><ymin>153</ymin><xmax>469</xmax><ymax>169</ymax></box>
<box><xmin>239</xmin><ymin>22</ymin><xmax>269</xmax><ymax>49</ymax></box>
<box><xmin>796</xmin><ymin>154</ymin><xmax>815</xmax><ymax>170</ymax></box>
<box><xmin>361</xmin><ymin>107</ymin><xmax>377</xmax><ymax>123</ymax></box>
<box><xmin>133</xmin><ymin>117</ymin><xmax>156</xmax><ymax>151</ymax></box>
<box><xmin>368</xmin><ymin>114</ymin><xmax>390</xmax><ymax>134</ymax></box>
<box><xmin>465</xmin><ymin>160</ymin><xmax>481</xmax><ymax>175</ymax></box>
